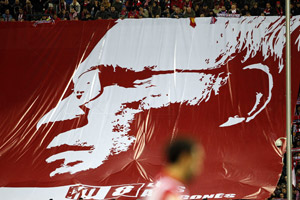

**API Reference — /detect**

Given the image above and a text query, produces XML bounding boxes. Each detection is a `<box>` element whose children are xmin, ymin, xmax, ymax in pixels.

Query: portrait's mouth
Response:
<box><xmin>76</xmin><ymin>94</ymin><xmax>82</xmax><ymax>99</ymax></box>
<box><xmin>47</xmin><ymin>144</ymin><xmax>95</xmax><ymax>155</ymax></box>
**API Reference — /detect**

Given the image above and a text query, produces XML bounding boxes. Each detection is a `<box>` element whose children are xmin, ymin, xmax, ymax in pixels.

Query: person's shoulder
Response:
<box><xmin>165</xmin><ymin>193</ymin><xmax>182</xmax><ymax>200</ymax></box>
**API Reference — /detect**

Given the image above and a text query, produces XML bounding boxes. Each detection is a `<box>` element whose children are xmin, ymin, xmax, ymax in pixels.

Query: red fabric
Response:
<box><xmin>0</xmin><ymin>19</ymin><xmax>300</xmax><ymax>200</ymax></box>
<box><xmin>0</xmin><ymin>20</ymin><xmax>116</xmax><ymax>187</ymax></box>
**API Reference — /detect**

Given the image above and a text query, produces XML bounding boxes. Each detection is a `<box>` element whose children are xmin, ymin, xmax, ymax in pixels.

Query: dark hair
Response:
<box><xmin>166</xmin><ymin>138</ymin><xmax>195</xmax><ymax>164</ymax></box>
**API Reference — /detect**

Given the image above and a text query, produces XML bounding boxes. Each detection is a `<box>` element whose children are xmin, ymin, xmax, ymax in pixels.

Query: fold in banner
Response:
<box><xmin>0</xmin><ymin>17</ymin><xmax>300</xmax><ymax>199</ymax></box>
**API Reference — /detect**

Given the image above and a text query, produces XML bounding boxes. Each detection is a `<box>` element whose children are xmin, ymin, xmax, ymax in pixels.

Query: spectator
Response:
<box><xmin>224</xmin><ymin>0</ymin><xmax>231</xmax><ymax>10</ymax></box>
<box><xmin>40</xmin><ymin>13</ymin><xmax>49</xmax><ymax>21</ymax></box>
<box><xmin>183</xmin><ymin>6</ymin><xmax>195</xmax><ymax>17</ymax></box>
<box><xmin>138</xmin><ymin>6</ymin><xmax>149</xmax><ymax>18</ymax></box>
<box><xmin>199</xmin><ymin>4</ymin><xmax>210</xmax><ymax>17</ymax></box>
<box><xmin>58</xmin><ymin>8</ymin><xmax>69</xmax><ymax>20</ymax></box>
<box><xmin>291</xmin><ymin>3</ymin><xmax>296</xmax><ymax>16</ymax></box>
<box><xmin>44</xmin><ymin>0</ymin><xmax>54</xmax><ymax>10</ymax></box>
<box><xmin>44</xmin><ymin>3</ymin><xmax>56</xmax><ymax>18</ymax></box>
<box><xmin>182</xmin><ymin>6</ymin><xmax>187</xmax><ymax>15</ymax></box>
<box><xmin>241</xmin><ymin>4</ymin><xmax>249</xmax><ymax>16</ymax></box>
<box><xmin>81</xmin><ymin>0</ymin><xmax>91</xmax><ymax>12</ymax></box>
<box><xmin>264</xmin><ymin>2</ymin><xmax>274</xmax><ymax>16</ymax></box>
<box><xmin>90</xmin><ymin>0</ymin><xmax>100</xmax><ymax>18</ymax></box>
<box><xmin>192</xmin><ymin>0</ymin><xmax>201</xmax><ymax>8</ymax></box>
<box><xmin>2</xmin><ymin>8</ymin><xmax>12</xmax><ymax>21</ymax></box>
<box><xmin>102</xmin><ymin>0</ymin><xmax>111</xmax><ymax>10</ymax></box>
<box><xmin>297</xmin><ymin>105</ymin><xmax>300</xmax><ymax>115</ymax></box>
<box><xmin>95</xmin><ymin>6</ymin><xmax>108</xmax><ymax>19</ymax></box>
<box><xmin>80</xmin><ymin>7</ymin><xmax>90</xmax><ymax>20</ymax></box>
<box><xmin>70</xmin><ymin>0</ymin><xmax>80</xmax><ymax>13</ymax></box>
<box><xmin>161</xmin><ymin>7</ymin><xmax>170</xmax><ymax>17</ymax></box>
<box><xmin>24</xmin><ymin>0</ymin><xmax>33</xmax><ymax>16</ymax></box>
<box><xmin>53</xmin><ymin>13</ymin><xmax>61</xmax><ymax>21</ymax></box>
<box><xmin>149</xmin><ymin>2</ymin><xmax>161</xmax><ymax>18</ymax></box>
<box><xmin>69</xmin><ymin>7</ymin><xmax>78</xmax><ymax>20</ymax></box>
<box><xmin>245</xmin><ymin>11</ymin><xmax>251</xmax><ymax>16</ymax></box>
<box><xmin>133</xmin><ymin>0</ymin><xmax>143</xmax><ymax>8</ymax></box>
<box><xmin>229</xmin><ymin>3</ymin><xmax>240</xmax><ymax>14</ymax></box>
<box><xmin>171</xmin><ymin>0</ymin><xmax>183</xmax><ymax>10</ymax></box>
<box><xmin>269</xmin><ymin>192</ymin><xmax>276</xmax><ymax>199</ymax></box>
<box><xmin>58</xmin><ymin>0</ymin><xmax>67</xmax><ymax>13</ymax></box>
<box><xmin>125</xmin><ymin>0</ymin><xmax>133</xmax><ymax>10</ymax></box>
<box><xmin>112</xmin><ymin>0</ymin><xmax>122</xmax><ymax>13</ymax></box>
<box><xmin>293</xmin><ymin>189</ymin><xmax>299</xmax><ymax>200</ymax></box>
<box><xmin>119</xmin><ymin>5</ymin><xmax>127</xmax><ymax>18</ymax></box>
<box><xmin>275</xmin><ymin>1</ymin><xmax>284</xmax><ymax>16</ymax></box>
<box><xmin>250</xmin><ymin>2</ymin><xmax>261</xmax><ymax>16</ymax></box>
<box><xmin>296</xmin><ymin>2</ymin><xmax>300</xmax><ymax>16</ymax></box>
<box><xmin>171</xmin><ymin>6</ymin><xmax>182</xmax><ymax>18</ymax></box>
<box><xmin>85</xmin><ymin>12</ymin><xmax>92</xmax><ymax>20</ymax></box>
<box><xmin>17</xmin><ymin>8</ymin><xmax>25</xmax><ymax>21</ymax></box>
<box><xmin>209</xmin><ymin>9</ymin><xmax>215</xmax><ymax>17</ymax></box>
<box><xmin>109</xmin><ymin>6</ymin><xmax>119</xmax><ymax>19</ymax></box>
<box><xmin>279</xmin><ymin>193</ymin><xmax>285</xmax><ymax>199</ymax></box>
<box><xmin>1</xmin><ymin>0</ymin><xmax>11</xmax><ymax>14</ymax></box>
<box><xmin>282</xmin><ymin>188</ymin><xmax>287</xmax><ymax>198</ymax></box>
<box><xmin>170</xmin><ymin>5</ymin><xmax>176</xmax><ymax>13</ymax></box>
<box><xmin>274</xmin><ymin>185</ymin><xmax>282</xmax><ymax>196</ymax></box>
<box><xmin>194</xmin><ymin>4</ymin><xmax>200</xmax><ymax>16</ymax></box>
<box><xmin>160</xmin><ymin>0</ymin><xmax>171</xmax><ymax>11</ymax></box>
<box><xmin>213</xmin><ymin>4</ymin><xmax>221</xmax><ymax>15</ymax></box>
<box><xmin>219</xmin><ymin>5</ymin><xmax>227</xmax><ymax>14</ymax></box>
<box><xmin>128</xmin><ymin>7</ymin><xmax>139</xmax><ymax>18</ymax></box>
<box><xmin>12</xmin><ymin>0</ymin><xmax>22</xmax><ymax>18</ymax></box>
<box><xmin>183</xmin><ymin>0</ymin><xmax>192</xmax><ymax>8</ymax></box>
<box><xmin>202</xmin><ymin>0</ymin><xmax>213</xmax><ymax>9</ymax></box>
<box><xmin>243</xmin><ymin>0</ymin><xmax>255</xmax><ymax>7</ymax></box>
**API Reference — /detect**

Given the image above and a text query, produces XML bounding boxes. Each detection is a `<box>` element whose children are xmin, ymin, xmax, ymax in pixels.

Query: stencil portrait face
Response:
<box><xmin>36</xmin><ymin>17</ymin><xmax>300</xmax><ymax>178</ymax></box>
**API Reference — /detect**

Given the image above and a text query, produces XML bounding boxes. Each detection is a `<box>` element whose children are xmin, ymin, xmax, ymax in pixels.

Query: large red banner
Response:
<box><xmin>0</xmin><ymin>17</ymin><xmax>300</xmax><ymax>199</ymax></box>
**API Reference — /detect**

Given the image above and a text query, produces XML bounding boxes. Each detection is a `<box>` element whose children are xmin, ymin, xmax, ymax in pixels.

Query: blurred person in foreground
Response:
<box><xmin>147</xmin><ymin>138</ymin><xmax>204</xmax><ymax>200</ymax></box>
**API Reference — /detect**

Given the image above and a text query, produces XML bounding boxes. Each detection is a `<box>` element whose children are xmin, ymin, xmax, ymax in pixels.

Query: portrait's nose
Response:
<box><xmin>76</xmin><ymin>91</ymin><xmax>84</xmax><ymax>94</ymax></box>
<box><xmin>76</xmin><ymin>91</ymin><xmax>85</xmax><ymax>99</ymax></box>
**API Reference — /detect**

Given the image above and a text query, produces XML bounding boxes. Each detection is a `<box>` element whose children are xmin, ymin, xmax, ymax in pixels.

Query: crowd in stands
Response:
<box><xmin>269</xmin><ymin>92</ymin><xmax>300</xmax><ymax>200</ymax></box>
<box><xmin>1</xmin><ymin>0</ymin><xmax>300</xmax><ymax>22</ymax></box>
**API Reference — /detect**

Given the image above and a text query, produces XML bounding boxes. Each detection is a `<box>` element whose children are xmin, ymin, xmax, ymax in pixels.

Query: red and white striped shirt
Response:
<box><xmin>147</xmin><ymin>174</ymin><xmax>188</xmax><ymax>200</ymax></box>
